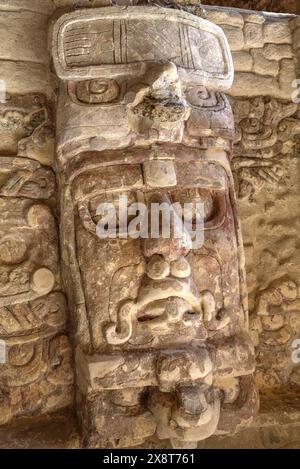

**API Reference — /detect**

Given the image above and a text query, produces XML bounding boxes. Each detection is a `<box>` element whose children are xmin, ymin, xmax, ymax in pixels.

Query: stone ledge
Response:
<box><xmin>198</xmin><ymin>392</ymin><xmax>300</xmax><ymax>448</ymax></box>
<box><xmin>0</xmin><ymin>394</ymin><xmax>300</xmax><ymax>448</ymax></box>
<box><xmin>0</xmin><ymin>409</ymin><xmax>79</xmax><ymax>449</ymax></box>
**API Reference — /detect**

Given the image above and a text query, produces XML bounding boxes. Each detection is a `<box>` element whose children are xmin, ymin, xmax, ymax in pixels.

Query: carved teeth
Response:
<box><xmin>137</xmin><ymin>277</ymin><xmax>200</xmax><ymax>311</ymax></box>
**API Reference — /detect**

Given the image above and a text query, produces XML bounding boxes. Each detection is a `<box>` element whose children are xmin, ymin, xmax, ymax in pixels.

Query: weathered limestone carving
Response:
<box><xmin>0</xmin><ymin>1</ymin><xmax>300</xmax><ymax>449</ymax></box>
<box><xmin>52</xmin><ymin>5</ymin><xmax>257</xmax><ymax>448</ymax></box>
<box><xmin>231</xmin><ymin>96</ymin><xmax>300</xmax><ymax>200</ymax></box>
<box><xmin>0</xmin><ymin>94</ymin><xmax>55</xmax><ymax>165</ymax></box>
<box><xmin>211</xmin><ymin>9</ymin><xmax>300</xmax><ymax>402</ymax></box>
<box><xmin>249</xmin><ymin>278</ymin><xmax>300</xmax><ymax>391</ymax></box>
<box><xmin>0</xmin><ymin>94</ymin><xmax>73</xmax><ymax>424</ymax></box>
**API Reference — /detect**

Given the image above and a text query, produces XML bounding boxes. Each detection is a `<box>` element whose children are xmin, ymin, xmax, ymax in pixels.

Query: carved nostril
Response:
<box><xmin>170</xmin><ymin>256</ymin><xmax>191</xmax><ymax>278</ymax></box>
<box><xmin>142</xmin><ymin>231</ymin><xmax>191</xmax><ymax>263</ymax></box>
<box><xmin>147</xmin><ymin>254</ymin><xmax>170</xmax><ymax>280</ymax></box>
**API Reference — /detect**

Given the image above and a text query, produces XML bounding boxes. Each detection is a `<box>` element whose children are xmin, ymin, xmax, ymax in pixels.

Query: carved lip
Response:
<box><xmin>136</xmin><ymin>277</ymin><xmax>201</xmax><ymax>314</ymax></box>
<box><xmin>137</xmin><ymin>297</ymin><xmax>198</xmax><ymax>324</ymax></box>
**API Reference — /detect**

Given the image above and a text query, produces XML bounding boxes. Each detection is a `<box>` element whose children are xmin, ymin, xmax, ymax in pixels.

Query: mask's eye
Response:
<box><xmin>168</xmin><ymin>189</ymin><xmax>227</xmax><ymax>230</ymax></box>
<box><xmin>69</xmin><ymin>79</ymin><xmax>120</xmax><ymax>105</ymax></box>
<box><xmin>204</xmin><ymin>191</ymin><xmax>227</xmax><ymax>230</ymax></box>
<box><xmin>78</xmin><ymin>193</ymin><xmax>138</xmax><ymax>238</ymax></box>
<box><xmin>168</xmin><ymin>189</ymin><xmax>213</xmax><ymax>221</ymax></box>
<box><xmin>185</xmin><ymin>86</ymin><xmax>222</xmax><ymax>109</ymax></box>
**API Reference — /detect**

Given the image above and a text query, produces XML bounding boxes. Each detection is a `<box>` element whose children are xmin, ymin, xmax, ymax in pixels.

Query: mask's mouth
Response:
<box><xmin>136</xmin><ymin>277</ymin><xmax>200</xmax><ymax>313</ymax></box>
<box><xmin>137</xmin><ymin>297</ymin><xmax>200</xmax><ymax>327</ymax></box>
<box><xmin>104</xmin><ymin>277</ymin><xmax>202</xmax><ymax>345</ymax></box>
<box><xmin>104</xmin><ymin>271</ymin><xmax>231</xmax><ymax>345</ymax></box>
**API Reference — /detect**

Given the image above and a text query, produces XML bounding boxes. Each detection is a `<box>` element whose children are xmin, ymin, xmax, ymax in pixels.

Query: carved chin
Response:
<box><xmin>148</xmin><ymin>387</ymin><xmax>221</xmax><ymax>446</ymax></box>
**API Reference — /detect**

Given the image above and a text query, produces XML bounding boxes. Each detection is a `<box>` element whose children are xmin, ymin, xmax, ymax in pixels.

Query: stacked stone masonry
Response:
<box><xmin>204</xmin><ymin>7</ymin><xmax>297</xmax><ymax>99</ymax></box>
<box><xmin>204</xmin><ymin>1</ymin><xmax>300</xmax><ymax>15</ymax></box>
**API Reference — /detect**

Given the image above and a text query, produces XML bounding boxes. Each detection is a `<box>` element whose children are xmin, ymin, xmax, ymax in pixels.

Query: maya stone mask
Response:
<box><xmin>51</xmin><ymin>5</ymin><xmax>258</xmax><ymax>448</ymax></box>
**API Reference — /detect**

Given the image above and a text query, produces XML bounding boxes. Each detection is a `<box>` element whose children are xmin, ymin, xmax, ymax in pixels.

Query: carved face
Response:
<box><xmin>56</xmin><ymin>18</ymin><xmax>241</xmax><ymax>354</ymax></box>
<box><xmin>67</xmin><ymin>149</ymin><xmax>243</xmax><ymax>352</ymax></box>
<box><xmin>53</xmin><ymin>6</ymin><xmax>256</xmax><ymax>448</ymax></box>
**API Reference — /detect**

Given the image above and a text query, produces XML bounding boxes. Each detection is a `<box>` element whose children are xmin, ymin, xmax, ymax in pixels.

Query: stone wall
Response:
<box><xmin>204</xmin><ymin>6</ymin><xmax>300</xmax><ymax>395</ymax></box>
<box><xmin>205</xmin><ymin>7</ymin><xmax>296</xmax><ymax>99</ymax></box>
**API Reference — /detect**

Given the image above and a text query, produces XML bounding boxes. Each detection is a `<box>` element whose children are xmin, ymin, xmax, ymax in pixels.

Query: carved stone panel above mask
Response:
<box><xmin>52</xmin><ymin>6</ymin><xmax>234</xmax><ymax>89</ymax></box>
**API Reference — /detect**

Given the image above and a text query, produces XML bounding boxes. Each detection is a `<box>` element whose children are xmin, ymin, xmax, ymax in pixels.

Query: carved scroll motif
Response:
<box><xmin>231</xmin><ymin>97</ymin><xmax>300</xmax><ymax>201</ymax></box>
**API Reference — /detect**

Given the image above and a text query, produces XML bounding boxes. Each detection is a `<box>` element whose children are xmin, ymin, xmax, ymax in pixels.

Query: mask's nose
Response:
<box><xmin>127</xmin><ymin>62</ymin><xmax>190</xmax><ymax>142</ymax></box>
<box><xmin>142</xmin><ymin>193</ymin><xmax>192</xmax><ymax>264</ymax></box>
<box><xmin>144</xmin><ymin>62</ymin><xmax>182</xmax><ymax>100</ymax></box>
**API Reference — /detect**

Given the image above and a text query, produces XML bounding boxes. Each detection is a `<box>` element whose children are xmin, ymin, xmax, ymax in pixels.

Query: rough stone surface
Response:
<box><xmin>0</xmin><ymin>395</ymin><xmax>299</xmax><ymax>449</ymax></box>
<box><xmin>230</xmin><ymin>87</ymin><xmax>300</xmax><ymax>394</ymax></box>
<box><xmin>0</xmin><ymin>113</ymin><xmax>73</xmax><ymax>425</ymax></box>
<box><xmin>222</xmin><ymin>25</ymin><xmax>245</xmax><ymax>51</ymax></box>
<box><xmin>204</xmin><ymin>8</ymin><xmax>244</xmax><ymax>27</ymax></box>
<box><xmin>232</xmin><ymin>51</ymin><xmax>253</xmax><ymax>71</ymax></box>
<box><xmin>0</xmin><ymin>7</ymin><xmax>54</xmax><ymax>97</ymax></box>
<box><xmin>252</xmin><ymin>49</ymin><xmax>279</xmax><ymax>76</ymax></box>
<box><xmin>199</xmin><ymin>7</ymin><xmax>298</xmax><ymax>100</ymax></box>
<box><xmin>244</xmin><ymin>22</ymin><xmax>264</xmax><ymax>49</ymax></box>
<box><xmin>264</xmin><ymin>21</ymin><xmax>293</xmax><ymax>45</ymax></box>
<box><xmin>0</xmin><ymin>0</ymin><xmax>73</xmax><ymax>431</ymax></box>
<box><xmin>263</xmin><ymin>43</ymin><xmax>293</xmax><ymax>60</ymax></box>
<box><xmin>0</xmin><ymin>0</ymin><xmax>54</xmax><ymax>14</ymax></box>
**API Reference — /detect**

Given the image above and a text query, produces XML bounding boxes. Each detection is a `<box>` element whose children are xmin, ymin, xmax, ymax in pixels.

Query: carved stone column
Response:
<box><xmin>0</xmin><ymin>1</ymin><xmax>73</xmax><ymax>426</ymax></box>
<box><xmin>51</xmin><ymin>4</ymin><xmax>258</xmax><ymax>448</ymax></box>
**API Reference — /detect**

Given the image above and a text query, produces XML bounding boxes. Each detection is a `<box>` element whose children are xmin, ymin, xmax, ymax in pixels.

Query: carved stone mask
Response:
<box><xmin>52</xmin><ymin>6</ymin><xmax>257</xmax><ymax>448</ymax></box>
